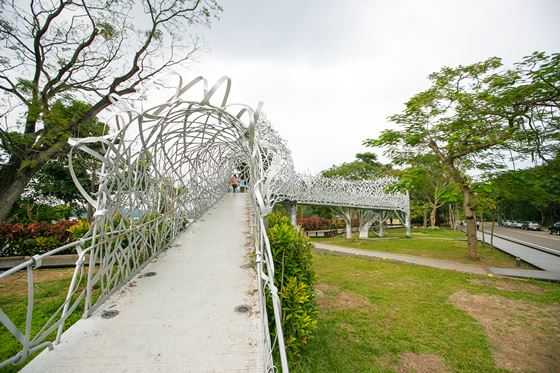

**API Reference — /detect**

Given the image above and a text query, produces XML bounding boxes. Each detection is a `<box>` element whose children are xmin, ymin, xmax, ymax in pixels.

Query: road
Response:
<box><xmin>481</xmin><ymin>224</ymin><xmax>560</xmax><ymax>255</ymax></box>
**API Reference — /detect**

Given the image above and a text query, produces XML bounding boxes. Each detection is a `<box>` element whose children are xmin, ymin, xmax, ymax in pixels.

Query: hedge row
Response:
<box><xmin>0</xmin><ymin>220</ymin><xmax>91</xmax><ymax>257</ymax></box>
<box><xmin>296</xmin><ymin>216</ymin><xmax>360</xmax><ymax>231</ymax></box>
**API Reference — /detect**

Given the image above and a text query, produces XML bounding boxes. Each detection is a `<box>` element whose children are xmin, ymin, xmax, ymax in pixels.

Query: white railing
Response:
<box><xmin>0</xmin><ymin>212</ymin><xmax>181</xmax><ymax>369</ymax></box>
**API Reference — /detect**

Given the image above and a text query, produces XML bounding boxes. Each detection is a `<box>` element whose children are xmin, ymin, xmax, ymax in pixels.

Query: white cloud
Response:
<box><xmin>176</xmin><ymin>0</ymin><xmax>560</xmax><ymax>172</ymax></box>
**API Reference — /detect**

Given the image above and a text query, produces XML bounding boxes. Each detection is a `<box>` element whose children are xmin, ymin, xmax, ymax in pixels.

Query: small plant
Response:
<box><xmin>67</xmin><ymin>220</ymin><xmax>92</xmax><ymax>239</ymax></box>
<box><xmin>32</xmin><ymin>236</ymin><xmax>62</xmax><ymax>252</ymax></box>
<box><xmin>279</xmin><ymin>276</ymin><xmax>318</xmax><ymax>356</ymax></box>
<box><xmin>267</xmin><ymin>212</ymin><xmax>317</xmax><ymax>357</ymax></box>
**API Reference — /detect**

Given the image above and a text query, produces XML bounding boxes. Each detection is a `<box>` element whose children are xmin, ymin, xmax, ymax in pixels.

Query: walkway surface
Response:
<box><xmin>487</xmin><ymin>267</ymin><xmax>560</xmax><ymax>281</ymax></box>
<box><xmin>475</xmin><ymin>230</ymin><xmax>560</xmax><ymax>273</ymax></box>
<box><xmin>23</xmin><ymin>193</ymin><xmax>263</xmax><ymax>373</ymax></box>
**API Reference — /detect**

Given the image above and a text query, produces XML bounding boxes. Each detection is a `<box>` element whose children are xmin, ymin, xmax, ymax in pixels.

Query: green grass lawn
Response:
<box><xmin>291</xmin><ymin>253</ymin><xmax>560</xmax><ymax>372</ymax></box>
<box><xmin>311</xmin><ymin>227</ymin><xmax>534</xmax><ymax>269</ymax></box>
<box><xmin>0</xmin><ymin>268</ymin><xmax>84</xmax><ymax>372</ymax></box>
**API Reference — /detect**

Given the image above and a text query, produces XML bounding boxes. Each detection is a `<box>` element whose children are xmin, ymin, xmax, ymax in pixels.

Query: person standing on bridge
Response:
<box><xmin>230</xmin><ymin>174</ymin><xmax>239</xmax><ymax>193</ymax></box>
<box><xmin>239</xmin><ymin>175</ymin><xmax>246</xmax><ymax>192</ymax></box>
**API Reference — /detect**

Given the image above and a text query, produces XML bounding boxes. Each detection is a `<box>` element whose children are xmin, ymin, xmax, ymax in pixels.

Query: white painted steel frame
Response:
<box><xmin>0</xmin><ymin>76</ymin><xmax>409</xmax><ymax>372</ymax></box>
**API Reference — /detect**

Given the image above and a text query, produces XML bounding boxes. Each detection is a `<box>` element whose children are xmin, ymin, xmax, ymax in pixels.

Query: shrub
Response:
<box><xmin>297</xmin><ymin>216</ymin><xmax>359</xmax><ymax>231</ymax></box>
<box><xmin>279</xmin><ymin>277</ymin><xmax>318</xmax><ymax>353</ymax></box>
<box><xmin>0</xmin><ymin>220</ymin><xmax>82</xmax><ymax>257</ymax></box>
<box><xmin>297</xmin><ymin>216</ymin><xmax>332</xmax><ymax>231</ymax></box>
<box><xmin>267</xmin><ymin>212</ymin><xmax>317</xmax><ymax>357</ymax></box>
<box><xmin>67</xmin><ymin>220</ymin><xmax>92</xmax><ymax>239</ymax></box>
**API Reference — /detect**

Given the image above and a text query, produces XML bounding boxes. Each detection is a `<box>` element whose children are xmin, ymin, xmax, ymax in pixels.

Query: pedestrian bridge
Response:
<box><xmin>0</xmin><ymin>77</ymin><xmax>409</xmax><ymax>372</ymax></box>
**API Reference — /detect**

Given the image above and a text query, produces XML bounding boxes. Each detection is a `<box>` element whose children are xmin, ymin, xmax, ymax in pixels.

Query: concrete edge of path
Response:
<box><xmin>487</xmin><ymin>267</ymin><xmax>560</xmax><ymax>281</ymax></box>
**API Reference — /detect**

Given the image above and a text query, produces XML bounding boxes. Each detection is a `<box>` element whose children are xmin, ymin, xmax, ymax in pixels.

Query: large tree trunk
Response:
<box><xmin>0</xmin><ymin>141</ymin><xmax>66</xmax><ymax>222</ymax></box>
<box><xmin>430</xmin><ymin>205</ymin><xmax>437</xmax><ymax>228</ymax></box>
<box><xmin>537</xmin><ymin>208</ymin><xmax>545</xmax><ymax>226</ymax></box>
<box><xmin>422</xmin><ymin>209</ymin><xmax>428</xmax><ymax>227</ymax></box>
<box><xmin>479</xmin><ymin>211</ymin><xmax>485</xmax><ymax>244</ymax></box>
<box><xmin>461</xmin><ymin>185</ymin><xmax>480</xmax><ymax>259</ymax></box>
<box><xmin>428</xmin><ymin>141</ymin><xmax>480</xmax><ymax>260</ymax></box>
<box><xmin>0</xmin><ymin>162</ymin><xmax>36</xmax><ymax>223</ymax></box>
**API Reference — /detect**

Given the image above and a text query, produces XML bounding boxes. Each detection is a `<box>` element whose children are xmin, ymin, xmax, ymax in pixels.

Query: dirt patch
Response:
<box><xmin>315</xmin><ymin>283</ymin><xmax>375</xmax><ymax>312</ymax></box>
<box><xmin>0</xmin><ymin>267</ymin><xmax>75</xmax><ymax>297</ymax></box>
<box><xmin>450</xmin><ymin>290</ymin><xmax>560</xmax><ymax>372</ymax></box>
<box><xmin>396</xmin><ymin>352</ymin><xmax>450</xmax><ymax>373</ymax></box>
<box><xmin>337</xmin><ymin>321</ymin><xmax>356</xmax><ymax>333</ymax></box>
<box><xmin>377</xmin><ymin>354</ymin><xmax>398</xmax><ymax>372</ymax></box>
<box><xmin>470</xmin><ymin>278</ymin><xmax>545</xmax><ymax>294</ymax></box>
<box><xmin>315</xmin><ymin>283</ymin><xmax>337</xmax><ymax>293</ymax></box>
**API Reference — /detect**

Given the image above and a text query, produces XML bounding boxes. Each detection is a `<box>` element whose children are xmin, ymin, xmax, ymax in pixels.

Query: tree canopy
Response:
<box><xmin>322</xmin><ymin>152</ymin><xmax>392</xmax><ymax>180</ymax></box>
<box><xmin>490</xmin><ymin>156</ymin><xmax>560</xmax><ymax>224</ymax></box>
<box><xmin>0</xmin><ymin>0</ymin><xmax>221</xmax><ymax>222</ymax></box>
<box><xmin>366</xmin><ymin>52</ymin><xmax>559</xmax><ymax>259</ymax></box>
<box><xmin>392</xmin><ymin>154</ymin><xmax>459</xmax><ymax>228</ymax></box>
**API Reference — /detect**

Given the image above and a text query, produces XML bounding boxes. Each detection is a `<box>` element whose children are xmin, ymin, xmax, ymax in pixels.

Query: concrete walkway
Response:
<box><xmin>475</xmin><ymin>230</ymin><xmax>560</xmax><ymax>273</ymax></box>
<box><xmin>23</xmin><ymin>193</ymin><xmax>263</xmax><ymax>373</ymax></box>
<box><xmin>487</xmin><ymin>267</ymin><xmax>560</xmax><ymax>281</ymax></box>
<box><xmin>313</xmin><ymin>242</ymin><xmax>488</xmax><ymax>275</ymax></box>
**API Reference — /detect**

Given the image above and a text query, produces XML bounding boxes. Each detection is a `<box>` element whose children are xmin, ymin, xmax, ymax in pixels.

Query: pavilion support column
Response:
<box><xmin>342</xmin><ymin>208</ymin><xmax>352</xmax><ymax>238</ymax></box>
<box><xmin>283</xmin><ymin>201</ymin><xmax>298</xmax><ymax>228</ymax></box>
<box><xmin>379</xmin><ymin>211</ymin><xmax>387</xmax><ymax>238</ymax></box>
<box><xmin>359</xmin><ymin>210</ymin><xmax>378</xmax><ymax>239</ymax></box>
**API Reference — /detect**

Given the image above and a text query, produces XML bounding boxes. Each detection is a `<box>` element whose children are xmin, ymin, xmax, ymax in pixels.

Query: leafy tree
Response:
<box><xmin>490</xmin><ymin>156</ymin><xmax>560</xmax><ymax>225</ymax></box>
<box><xmin>25</xmin><ymin>157</ymin><xmax>92</xmax><ymax>218</ymax></box>
<box><xmin>391</xmin><ymin>154</ymin><xmax>456</xmax><ymax>228</ymax></box>
<box><xmin>0</xmin><ymin>0</ymin><xmax>221</xmax><ymax>222</ymax></box>
<box><xmin>7</xmin><ymin>198</ymin><xmax>71</xmax><ymax>224</ymax></box>
<box><xmin>20</xmin><ymin>107</ymin><xmax>108</xmax><ymax>220</ymax></box>
<box><xmin>322</xmin><ymin>152</ymin><xmax>391</xmax><ymax>180</ymax></box>
<box><xmin>366</xmin><ymin>53</ymin><xmax>559</xmax><ymax>259</ymax></box>
<box><xmin>508</xmin><ymin>52</ymin><xmax>560</xmax><ymax>161</ymax></box>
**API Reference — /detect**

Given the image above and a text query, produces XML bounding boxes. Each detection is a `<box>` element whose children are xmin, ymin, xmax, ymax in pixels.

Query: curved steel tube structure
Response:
<box><xmin>0</xmin><ymin>77</ymin><xmax>409</xmax><ymax>371</ymax></box>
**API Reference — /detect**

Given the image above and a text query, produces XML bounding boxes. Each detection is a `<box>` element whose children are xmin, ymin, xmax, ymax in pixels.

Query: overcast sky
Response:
<box><xmin>184</xmin><ymin>0</ymin><xmax>560</xmax><ymax>173</ymax></box>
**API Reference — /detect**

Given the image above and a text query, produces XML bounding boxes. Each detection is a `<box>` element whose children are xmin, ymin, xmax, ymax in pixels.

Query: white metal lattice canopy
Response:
<box><xmin>0</xmin><ymin>76</ymin><xmax>409</xmax><ymax>372</ymax></box>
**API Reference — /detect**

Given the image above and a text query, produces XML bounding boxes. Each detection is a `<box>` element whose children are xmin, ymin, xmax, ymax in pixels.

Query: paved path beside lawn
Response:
<box><xmin>312</xmin><ymin>242</ymin><xmax>488</xmax><ymax>275</ymax></box>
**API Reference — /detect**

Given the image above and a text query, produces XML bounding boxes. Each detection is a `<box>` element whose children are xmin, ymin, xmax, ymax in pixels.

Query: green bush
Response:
<box><xmin>66</xmin><ymin>219</ymin><xmax>92</xmax><ymax>239</ymax></box>
<box><xmin>279</xmin><ymin>277</ymin><xmax>318</xmax><ymax>352</ymax></box>
<box><xmin>0</xmin><ymin>220</ymin><xmax>79</xmax><ymax>257</ymax></box>
<box><xmin>267</xmin><ymin>212</ymin><xmax>317</xmax><ymax>357</ymax></box>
